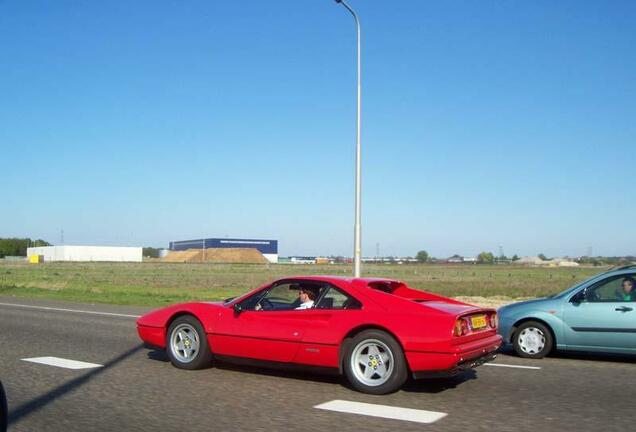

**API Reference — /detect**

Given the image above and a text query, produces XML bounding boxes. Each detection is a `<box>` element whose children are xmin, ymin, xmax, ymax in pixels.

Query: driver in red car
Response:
<box><xmin>296</xmin><ymin>288</ymin><xmax>317</xmax><ymax>309</ymax></box>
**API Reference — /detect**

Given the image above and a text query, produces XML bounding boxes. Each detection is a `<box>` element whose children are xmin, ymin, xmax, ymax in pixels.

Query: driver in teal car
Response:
<box><xmin>615</xmin><ymin>277</ymin><xmax>635</xmax><ymax>301</ymax></box>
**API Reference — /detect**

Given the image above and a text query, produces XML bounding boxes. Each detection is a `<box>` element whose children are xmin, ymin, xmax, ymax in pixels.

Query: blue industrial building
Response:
<box><xmin>169</xmin><ymin>238</ymin><xmax>278</xmax><ymax>263</ymax></box>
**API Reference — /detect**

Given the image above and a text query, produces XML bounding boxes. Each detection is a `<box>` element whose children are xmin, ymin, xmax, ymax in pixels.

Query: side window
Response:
<box><xmin>586</xmin><ymin>275</ymin><xmax>635</xmax><ymax>302</ymax></box>
<box><xmin>315</xmin><ymin>287</ymin><xmax>361</xmax><ymax>310</ymax></box>
<box><xmin>239</xmin><ymin>288</ymin><xmax>268</xmax><ymax>310</ymax></box>
<box><xmin>263</xmin><ymin>283</ymin><xmax>300</xmax><ymax>307</ymax></box>
<box><xmin>239</xmin><ymin>281</ymin><xmax>326</xmax><ymax>311</ymax></box>
<box><xmin>240</xmin><ymin>283</ymin><xmax>300</xmax><ymax>311</ymax></box>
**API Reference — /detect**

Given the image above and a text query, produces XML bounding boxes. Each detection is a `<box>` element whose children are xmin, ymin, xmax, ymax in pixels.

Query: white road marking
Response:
<box><xmin>485</xmin><ymin>363</ymin><xmax>541</xmax><ymax>370</ymax></box>
<box><xmin>22</xmin><ymin>356</ymin><xmax>103</xmax><ymax>370</ymax></box>
<box><xmin>0</xmin><ymin>302</ymin><xmax>141</xmax><ymax>319</ymax></box>
<box><xmin>314</xmin><ymin>400</ymin><xmax>447</xmax><ymax>424</ymax></box>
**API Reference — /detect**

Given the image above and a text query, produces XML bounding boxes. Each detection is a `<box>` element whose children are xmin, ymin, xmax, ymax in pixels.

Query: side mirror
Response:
<box><xmin>233</xmin><ymin>303</ymin><xmax>243</xmax><ymax>315</ymax></box>
<box><xmin>571</xmin><ymin>290</ymin><xmax>586</xmax><ymax>304</ymax></box>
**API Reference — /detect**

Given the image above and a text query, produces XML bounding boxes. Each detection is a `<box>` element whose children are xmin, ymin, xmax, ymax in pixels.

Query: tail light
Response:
<box><xmin>488</xmin><ymin>313</ymin><xmax>498</xmax><ymax>329</ymax></box>
<box><xmin>453</xmin><ymin>318</ymin><xmax>470</xmax><ymax>337</ymax></box>
<box><xmin>453</xmin><ymin>320</ymin><xmax>462</xmax><ymax>337</ymax></box>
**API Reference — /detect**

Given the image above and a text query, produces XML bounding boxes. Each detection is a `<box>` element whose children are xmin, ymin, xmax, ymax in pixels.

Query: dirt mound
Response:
<box><xmin>201</xmin><ymin>248</ymin><xmax>268</xmax><ymax>264</ymax></box>
<box><xmin>161</xmin><ymin>249</ymin><xmax>202</xmax><ymax>263</ymax></box>
<box><xmin>162</xmin><ymin>248</ymin><xmax>268</xmax><ymax>264</ymax></box>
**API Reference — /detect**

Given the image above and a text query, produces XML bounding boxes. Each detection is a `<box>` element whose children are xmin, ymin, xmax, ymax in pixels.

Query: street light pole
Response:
<box><xmin>334</xmin><ymin>0</ymin><xmax>362</xmax><ymax>278</ymax></box>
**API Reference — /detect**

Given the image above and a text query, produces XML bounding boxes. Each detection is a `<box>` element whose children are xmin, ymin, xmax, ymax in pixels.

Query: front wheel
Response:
<box><xmin>166</xmin><ymin>315</ymin><xmax>212</xmax><ymax>370</ymax></box>
<box><xmin>343</xmin><ymin>330</ymin><xmax>408</xmax><ymax>394</ymax></box>
<box><xmin>513</xmin><ymin>321</ymin><xmax>553</xmax><ymax>359</ymax></box>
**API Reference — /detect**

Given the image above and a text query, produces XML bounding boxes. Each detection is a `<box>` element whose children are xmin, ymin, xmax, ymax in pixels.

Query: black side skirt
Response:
<box><xmin>213</xmin><ymin>355</ymin><xmax>341</xmax><ymax>377</ymax></box>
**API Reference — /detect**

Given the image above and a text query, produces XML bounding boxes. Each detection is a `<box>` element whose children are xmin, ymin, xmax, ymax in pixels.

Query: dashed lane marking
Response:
<box><xmin>314</xmin><ymin>400</ymin><xmax>447</xmax><ymax>424</ymax></box>
<box><xmin>22</xmin><ymin>357</ymin><xmax>103</xmax><ymax>370</ymax></box>
<box><xmin>485</xmin><ymin>363</ymin><xmax>541</xmax><ymax>370</ymax></box>
<box><xmin>0</xmin><ymin>302</ymin><xmax>141</xmax><ymax>319</ymax></box>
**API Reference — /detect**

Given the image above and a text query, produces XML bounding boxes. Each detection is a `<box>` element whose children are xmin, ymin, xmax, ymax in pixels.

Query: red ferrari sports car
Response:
<box><xmin>137</xmin><ymin>276</ymin><xmax>501</xmax><ymax>394</ymax></box>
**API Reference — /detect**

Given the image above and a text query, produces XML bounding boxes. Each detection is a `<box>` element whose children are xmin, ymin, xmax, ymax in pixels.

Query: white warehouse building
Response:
<box><xmin>27</xmin><ymin>246</ymin><xmax>142</xmax><ymax>262</ymax></box>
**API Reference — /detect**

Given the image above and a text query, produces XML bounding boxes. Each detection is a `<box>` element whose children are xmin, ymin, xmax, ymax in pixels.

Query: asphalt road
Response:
<box><xmin>1</xmin><ymin>296</ymin><xmax>635</xmax><ymax>432</ymax></box>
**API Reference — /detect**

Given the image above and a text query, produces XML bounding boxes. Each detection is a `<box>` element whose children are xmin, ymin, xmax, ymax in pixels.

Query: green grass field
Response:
<box><xmin>0</xmin><ymin>261</ymin><xmax>606</xmax><ymax>307</ymax></box>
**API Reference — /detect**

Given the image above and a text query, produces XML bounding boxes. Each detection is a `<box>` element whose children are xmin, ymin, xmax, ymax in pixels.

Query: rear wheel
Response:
<box><xmin>513</xmin><ymin>321</ymin><xmax>553</xmax><ymax>359</ymax></box>
<box><xmin>166</xmin><ymin>315</ymin><xmax>212</xmax><ymax>370</ymax></box>
<box><xmin>343</xmin><ymin>330</ymin><xmax>408</xmax><ymax>394</ymax></box>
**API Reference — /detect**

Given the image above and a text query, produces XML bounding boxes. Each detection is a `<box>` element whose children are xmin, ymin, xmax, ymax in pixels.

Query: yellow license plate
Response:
<box><xmin>470</xmin><ymin>315</ymin><xmax>487</xmax><ymax>329</ymax></box>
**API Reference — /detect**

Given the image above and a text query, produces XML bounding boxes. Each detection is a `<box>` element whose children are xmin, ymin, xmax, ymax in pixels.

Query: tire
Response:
<box><xmin>166</xmin><ymin>315</ymin><xmax>213</xmax><ymax>370</ymax></box>
<box><xmin>513</xmin><ymin>321</ymin><xmax>553</xmax><ymax>359</ymax></box>
<box><xmin>0</xmin><ymin>381</ymin><xmax>7</xmax><ymax>432</ymax></box>
<box><xmin>343</xmin><ymin>330</ymin><xmax>408</xmax><ymax>395</ymax></box>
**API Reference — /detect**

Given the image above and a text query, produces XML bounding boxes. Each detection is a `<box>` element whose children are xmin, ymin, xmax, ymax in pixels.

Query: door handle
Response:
<box><xmin>615</xmin><ymin>306</ymin><xmax>633</xmax><ymax>312</ymax></box>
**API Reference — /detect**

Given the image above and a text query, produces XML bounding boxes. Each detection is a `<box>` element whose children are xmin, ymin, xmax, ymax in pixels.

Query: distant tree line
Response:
<box><xmin>0</xmin><ymin>238</ymin><xmax>51</xmax><ymax>258</ymax></box>
<box><xmin>578</xmin><ymin>256</ymin><xmax>636</xmax><ymax>266</ymax></box>
<box><xmin>416</xmin><ymin>250</ymin><xmax>429</xmax><ymax>262</ymax></box>
<box><xmin>416</xmin><ymin>248</ymin><xmax>634</xmax><ymax>266</ymax></box>
<box><xmin>143</xmin><ymin>247</ymin><xmax>161</xmax><ymax>258</ymax></box>
<box><xmin>417</xmin><ymin>249</ymin><xmax>499</xmax><ymax>264</ymax></box>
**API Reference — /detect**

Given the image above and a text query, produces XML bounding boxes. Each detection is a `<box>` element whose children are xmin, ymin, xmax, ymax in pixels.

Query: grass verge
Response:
<box><xmin>0</xmin><ymin>261</ymin><xmax>604</xmax><ymax>307</ymax></box>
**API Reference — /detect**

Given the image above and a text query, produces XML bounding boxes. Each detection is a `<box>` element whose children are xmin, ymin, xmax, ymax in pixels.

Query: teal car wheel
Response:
<box><xmin>513</xmin><ymin>321</ymin><xmax>553</xmax><ymax>359</ymax></box>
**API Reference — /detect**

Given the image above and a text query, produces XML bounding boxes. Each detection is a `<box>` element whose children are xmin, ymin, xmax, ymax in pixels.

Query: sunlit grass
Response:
<box><xmin>0</xmin><ymin>261</ymin><xmax>605</xmax><ymax>306</ymax></box>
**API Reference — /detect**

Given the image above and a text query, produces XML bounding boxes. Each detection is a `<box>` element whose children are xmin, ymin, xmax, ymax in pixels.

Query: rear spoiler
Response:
<box><xmin>391</xmin><ymin>284</ymin><xmax>468</xmax><ymax>305</ymax></box>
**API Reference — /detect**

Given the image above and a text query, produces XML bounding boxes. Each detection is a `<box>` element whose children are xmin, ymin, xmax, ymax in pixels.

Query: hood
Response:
<box><xmin>498</xmin><ymin>297</ymin><xmax>555</xmax><ymax>313</ymax></box>
<box><xmin>137</xmin><ymin>301</ymin><xmax>224</xmax><ymax>328</ymax></box>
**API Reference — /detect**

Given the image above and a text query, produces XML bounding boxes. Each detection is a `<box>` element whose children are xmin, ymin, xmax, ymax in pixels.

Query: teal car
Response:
<box><xmin>498</xmin><ymin>265</ymin><xmax>636</xmax><ymax>358</ymax></box>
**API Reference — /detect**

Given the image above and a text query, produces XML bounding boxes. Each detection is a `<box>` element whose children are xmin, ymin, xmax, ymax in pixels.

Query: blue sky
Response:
<box><xmin>1</xmin><ymin>0</ymin><xmax>635</xmax><ymax>258</ymax></box>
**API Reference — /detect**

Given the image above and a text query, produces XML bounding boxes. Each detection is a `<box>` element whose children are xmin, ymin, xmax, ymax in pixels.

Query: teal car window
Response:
<box><xmin>586</xmin><ymin>274</ymin><xmax>636</xmax><ymax>302</ymax></box>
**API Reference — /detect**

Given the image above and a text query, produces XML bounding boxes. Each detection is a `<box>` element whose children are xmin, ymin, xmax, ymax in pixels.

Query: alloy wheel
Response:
<box><xmin>350</xmin><ymin>339</ymin><xmax>395</xmax><ymax>387</ymax></box>
<box><xmin>169</xmin><ymin>323</ymin><xmax>200</xmax><ymax>363</ymax></box>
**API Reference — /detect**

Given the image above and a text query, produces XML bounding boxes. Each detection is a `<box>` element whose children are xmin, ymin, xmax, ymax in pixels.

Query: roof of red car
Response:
<box><xmin>281</xmin><ymin>275</ymin><xmax>400</xmax><ymax>284</ymax></box>
<box><xmin>275</xmin><ymin>275</ymin><xmax>406</xmax><ymax>295</ymax></box>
